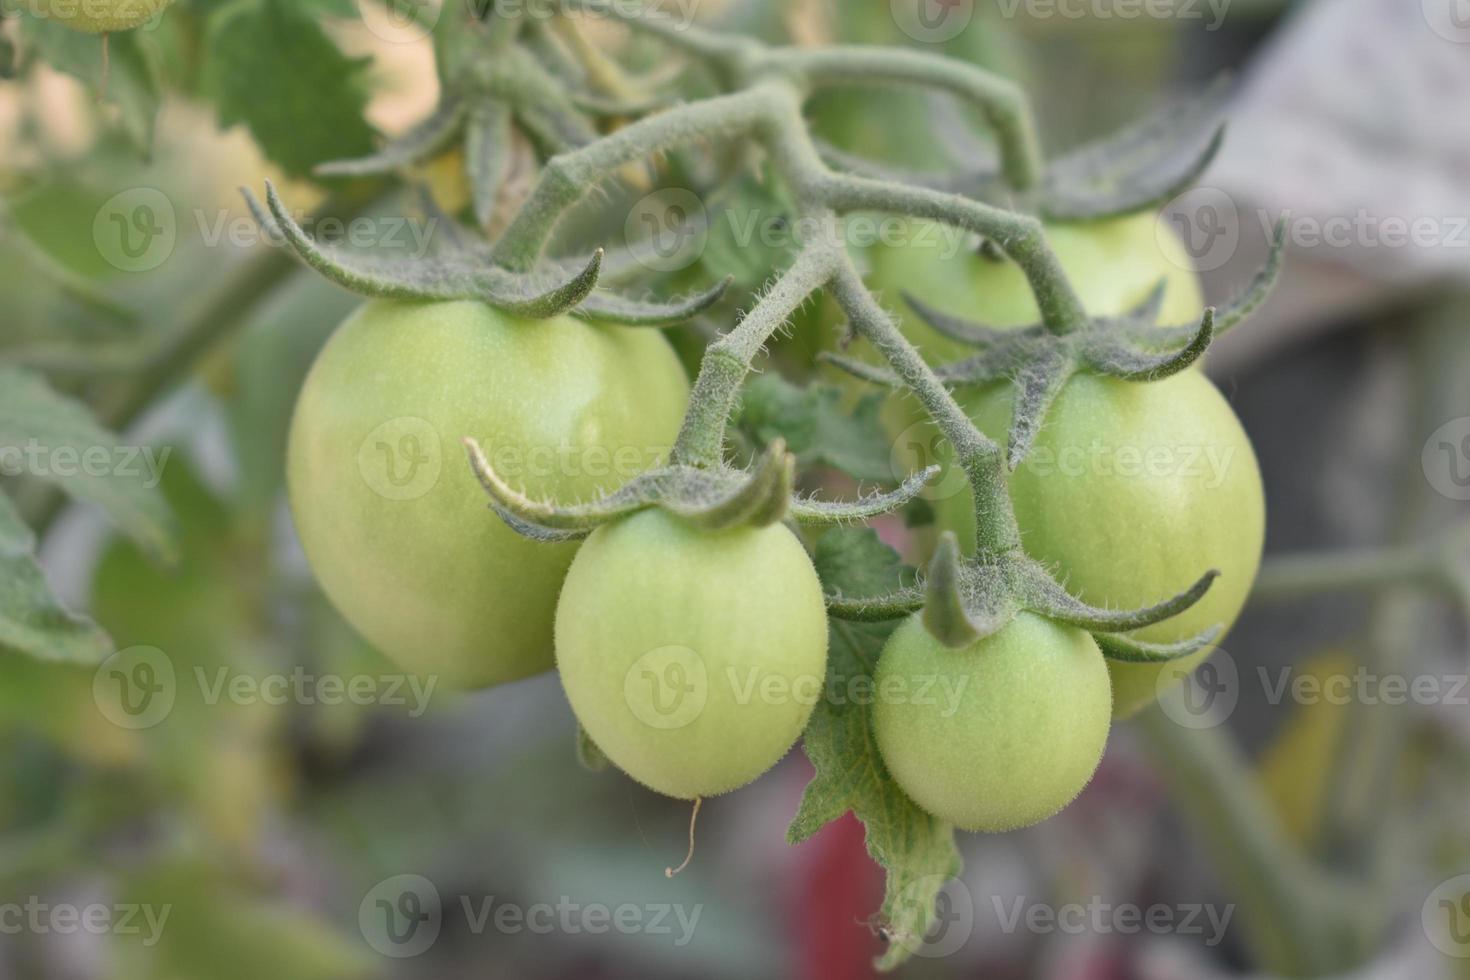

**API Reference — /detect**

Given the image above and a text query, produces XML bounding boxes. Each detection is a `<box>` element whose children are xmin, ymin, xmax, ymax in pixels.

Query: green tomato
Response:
<box><xmin>287</xmin><ymin>300</ymin><xmax>689</xmax><ymax>690</ymax></box>
<box><xmin>874</xmin><ymin>612</ymin><xmax>1112</xmax><ymax>832</ymax></box>
<box><xmin>27</xmin><ymin>0</ymin><xmax>173</xmax><ymax>32</ymax></box>
<box><xmin>865</xmin><ymin>211</ymin><xmax>1204</xmax><ymax>365</ymax></box>
<box><xmin>555</xmin><ymin>509</ymin><xmax>829</xmax><ymax>799</ymax></box>
<box><xmin>936</xmin><ymin>370</ymin><xmax>1265</xmax><ymax>717</ymax></box>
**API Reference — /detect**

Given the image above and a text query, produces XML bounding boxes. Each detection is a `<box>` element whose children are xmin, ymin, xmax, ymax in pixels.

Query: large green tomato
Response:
<box><xmin>874</xmin><ymin>613</ymin><xmax>1112</xmax><ymax>832</ymax></box>
<box><xmin>937</xmin><ymin>370</ymin><xmax>1265</xmax><ymax>717</ymax></box>
<box><xmin>555</xmin><ymin>509</ymin><xmax>829</xmax><ymax>800</ymax></box>
<box><xmin>27</xmin><ymin>0</ymin><xmax>173</xmax><ymax>32</ymax></box>
<box><xmin>865</xmin><ymin>211</ymin><xmax>1204</xmax><ymax>365</ymax></box>
<box><xmin>287</xmin><ymin>300</ymin><xmax>689</xmax><ymax>690</ymax></box>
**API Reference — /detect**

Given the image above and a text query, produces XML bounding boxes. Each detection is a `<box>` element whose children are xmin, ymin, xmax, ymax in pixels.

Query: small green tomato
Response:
<box><xmin>555</xmin><ymin>509</ymin><xmax>830</xmax><ymax>799</ymax></box>
<box><xmin>873</xmin><ymin>612</ymin><xmax>1112</xmax><ymax>833</ymax></box>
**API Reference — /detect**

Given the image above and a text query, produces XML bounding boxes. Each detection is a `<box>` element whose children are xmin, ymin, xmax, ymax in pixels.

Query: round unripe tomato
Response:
<box><xmin>555</xmin><ymin>509</ymin><xmax>829</xmax><ymax>799</ymax></box>
<box><xmin>287</xmin><ymin>300</ymin><xmax>689</xmax><ymax>690</ymax></box>
<box><xmin>27</xmin><ymin>0</ymin><xmax>173</xmax><ymax>32</ymax></box>
<box><xmin>864</xmin><ymin>211</ymin><xmax>1203</xmax><ymax>365</ymax></box>
<box><xmin>936</xmin><ymin>370</ymin><xmax>1265</xmax><ymax>717</ymax></box>
<box><xmin>873</xmin><ymin>613</ymin><xmax>1112</xmax><ymax>832</ymax></box>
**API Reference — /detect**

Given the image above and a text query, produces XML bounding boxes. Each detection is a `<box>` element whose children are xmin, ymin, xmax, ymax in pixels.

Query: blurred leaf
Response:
<box><xmin>115</xmin><ymin>859</ymin><xmax>374</xmax><ymax>980</ymax></box>
<box><xmin>202</xmin><ymin>0</ymin><xmax>376</xmax><ymax>179</ymax></box>
<box><xmin>0</xmin><ymin>367</ymin><xmax>177</xmax><ymax>563</ymax></box>
<box><xmin>0</xmin><ymin>490</ymin><xmax>112</xmax><ymax>663</ymax></box>
<box><xmin>788</xmin><ymin>528</ymin><xmax>959</xmax><ymax>972</ymax></box>
<box><xmin>20</xmin><ymin>19</ymin><xmax>163</xmax><ymax>153</ymax></box>
<box><xmin>576</xmin><ymin>724</ymin><xmax>609</xmax><ymax>772</ymax></box>
<box><xmin>737</xmin><ymin>373</ymin><xmax>894</xmax><ymax>483</ymax></box>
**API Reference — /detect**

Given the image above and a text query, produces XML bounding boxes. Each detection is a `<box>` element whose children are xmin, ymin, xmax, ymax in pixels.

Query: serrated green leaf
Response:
<box><xmin>19</xmin><ymin>19</ymin><xmax>162</xmax><ymax>153</ymax></box>
<box><xmin>737</xmin><ymin>373</ymin><xmax>894</xmax><ymax>483</ymax></box>
<box><xmin>0</xmin><ymin>366</ymin><xmax>177</xmax><ymax>563</ymax></box>
<box><xmin>0</xmin><ymin>491</ymin><xmax>112</xmax><ymax>663</ymax></box>
<box><xmin>203</xmin><ymin>0</ymin><xmax>376</xmax><ymax>178</ymax></box>
<box><xmin>789</xmin><ymin>528</ymin><xmax>961</xmax><ymax>972</ymax></box>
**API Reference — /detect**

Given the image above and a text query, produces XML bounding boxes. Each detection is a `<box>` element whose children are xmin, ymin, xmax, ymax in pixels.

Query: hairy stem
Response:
<box><xmin>831</xmin><ymin>264</ymin><xmax>1020</xmax><ymax>557</ymax></box>
<box><xmin>673</xmin><ymin>243</ymin><xmax>838</xmax><ymax>467</ymax></box>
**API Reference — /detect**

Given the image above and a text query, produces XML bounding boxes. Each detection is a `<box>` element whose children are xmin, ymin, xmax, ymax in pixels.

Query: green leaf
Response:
<box><xmin>202</xmin><ymin>0</ymin><xmax>376</xmax><ymax>179</ymax></box>
<box><xmin>789</xmin><ymin>528</ymin><xmax>961</xmax><ymax>972</ymax></box>
<box><xmin>0</xmin><ymin>490</ymin><xmax>112</xmax><ymax>663</ymax></box>
<box><xmin>737</xmin><ymin>373</ymin><xmax>893</xmax><ymax>483</ymax></box>
<box><xmin>0</xmin><ymin>367</ymin><xmax>177</xmax><ymax>563</ymax></box>
<box><xmin>576</xmin><ymin>725</ymin><xmax>609</xmax><ymax>772</ymax></box>
<box><xmin>19</xmin><ymin>19</ymin><xmax>163</xmax><ymax>153</ymax></box>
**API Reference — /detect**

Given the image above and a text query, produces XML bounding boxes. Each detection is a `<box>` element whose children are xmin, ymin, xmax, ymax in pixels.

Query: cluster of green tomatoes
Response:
<box><xmin>289</xmin><ymin>213</ymin><xmax>1264</xmax><ymax>834</ymax></box>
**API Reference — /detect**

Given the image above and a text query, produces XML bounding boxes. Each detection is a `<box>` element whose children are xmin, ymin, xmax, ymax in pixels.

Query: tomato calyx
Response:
<box><xmin>828</xmin><ymin>224</ymin><xmax>1284</xmax><ymax>469</ymax></box>
<box><xmin>244</xmin><ymin>182</ymin><xmax>731</xmax><ymax>326</ymax></box>
<box><xmin>827</xmin><ymin>531</ymin><xmax>1223</xmax><ymax>663</ymax></box>
<box><xmin>819</xmin><ymin>80</ymin><xmax>1229</xmax><ymax>224</ymax></box>
<box><xmin>464</xmin><ymin>437</ymin><xmax>938</xmax><ymax>539</ymax></box>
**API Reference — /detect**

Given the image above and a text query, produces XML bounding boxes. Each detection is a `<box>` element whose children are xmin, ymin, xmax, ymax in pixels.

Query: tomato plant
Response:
<box><xmin>28</xmin><ymin>0</ymin><xmax>172</xmax><ymax>32</ymax></box>
<box><xmin>873</xmin><ymin>612</ymin><xmax>1112</xmax><ymax>832</ymax></box>
<box><xmin>555</xmin><ymin>508</ymin><xmax>829</xmax><ymax>800</ymax></box>
<box><xmin>287</xmin><ymin>300</ymin><xmax>690</xmax><ymax>689</ymax></box>
<box><xmin>936</xmin><ymin>369</ymin><xmax>1265</xmax><ymax>717</ymax></box>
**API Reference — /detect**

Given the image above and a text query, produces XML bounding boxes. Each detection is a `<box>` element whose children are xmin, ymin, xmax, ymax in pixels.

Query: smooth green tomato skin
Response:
<box><xmin>865</xmin><ymin>211</ymin><xmax>1205</xmax><ymax>364</ymax></box>
<box><xmin>938</xmin><ymin>370</ymin><xmax>1266</xmax><ymax>718</ymax></box>
<box><xmin>555</xmin><ymin>509</ymin><xmax>829</xmax><ymax>800</ymax></box>
<box><xmin>874</xmin><ymin>613</ymin><xmax>1112</xmax><ymax>832</ymax></box>
<box><xmin>30</xmin><ymin>0</ymin><xmax>173</xmax><ymax>32</ymax></box>
<box><xmin>287</xmin><ymin>300</ymin><xmax>689</xmax><ymax>690</ymax></box>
